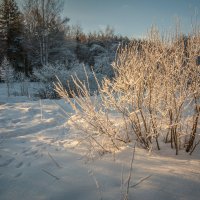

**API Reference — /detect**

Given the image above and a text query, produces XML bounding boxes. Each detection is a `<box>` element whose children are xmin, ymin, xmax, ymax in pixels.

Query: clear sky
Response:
<box><xmin>63</xmin><ymin>0</ymin><xmax>200</xmax><ymax>38</ymax></box>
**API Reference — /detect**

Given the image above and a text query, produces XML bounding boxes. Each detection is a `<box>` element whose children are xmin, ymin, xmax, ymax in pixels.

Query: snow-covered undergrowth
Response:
<box><xmin>33</xmin><ymin>62</ymin><xmax>104</xmax><ymax>99</ymax></box>
<box><xmin>0</xmin><ymin>83</ymin><xmax>200</xmax><ymax>200</ymax></box>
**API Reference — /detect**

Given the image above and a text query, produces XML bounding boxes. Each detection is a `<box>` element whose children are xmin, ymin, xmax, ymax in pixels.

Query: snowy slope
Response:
<box><xmin>0</xmin><ymin>83</ymin><xmax>200</xmax><ymax>200</ymax></box>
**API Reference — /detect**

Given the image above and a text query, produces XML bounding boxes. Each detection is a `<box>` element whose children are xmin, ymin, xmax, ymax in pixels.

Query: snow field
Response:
<box><xmin>0</xmin><ymin>84</ymin><xmax>200</xmax><ymax>200</ymax></box>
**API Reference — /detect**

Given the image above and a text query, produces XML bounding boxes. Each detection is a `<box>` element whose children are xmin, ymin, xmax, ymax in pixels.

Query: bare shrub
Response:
<box><xmin>55</xmin><ymin>74</ymin><xmax>125</xmax><ymax>156</ymax></box>
<box><xmin>55</xmin><ymin>26</ymin><xmax>200</xmax><ymax>155</ymax></box>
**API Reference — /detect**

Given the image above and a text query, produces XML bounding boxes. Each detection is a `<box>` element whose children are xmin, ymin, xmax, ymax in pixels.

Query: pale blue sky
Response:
<box><xmin>63</xmin><ymin>0</ymin><xmax>200</xmax><ymax>38</ymax></box>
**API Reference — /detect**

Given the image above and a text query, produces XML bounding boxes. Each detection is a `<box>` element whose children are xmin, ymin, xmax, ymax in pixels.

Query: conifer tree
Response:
<box><xmin>0</xmin><ymin>0</ymin><xmax>24</xmax><ymax>70</ymax></box>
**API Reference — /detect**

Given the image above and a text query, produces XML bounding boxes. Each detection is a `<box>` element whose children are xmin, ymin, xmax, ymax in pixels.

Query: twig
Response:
<box><xmin>40</xmin><ymin>99</ymin><xmax>43</xmax><ymax>120</ymax></box>
<box><xmin>189</xmin><ymin>139</ymin><xmax>200</xmax><ymax>155</ymax></box>
<box><xmin>48</xmin><ymin>152</ymin><xmax>62</xmax><ymax>168</ymax></box>
<box><xmin>124</xmin><ymin>142</ymin><xmax>136</xmax><ymax>200</ymax></box>
<box><xmin>88</xmin><ymin>169</ymin><xmax>102</xmax><ymax>200</ymax></box>
<box><xmin>130</xmin><ymin>174</ymin><xmax>152</xmax><ymax>188</ymax></box>
<box><xmin>42</xmin><ymin>169</ymin><xmax>60</xmax><ymax>180</ymax></box>
<box><xmin>121</xmin><ymin>164</ymin><xmax>124</xmax><ymax>200</ymax></box>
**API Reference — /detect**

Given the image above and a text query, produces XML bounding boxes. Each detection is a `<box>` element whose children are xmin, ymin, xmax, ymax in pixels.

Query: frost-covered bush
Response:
<box><xmin>34</xmin><ymin>82</ymin><xmax>60</xmax><ymax>99</ymax></box>
<box><xmin>91</xmin><ymin>43</ymin><xmax>117</xmax><ymax>78</ymax></box>
<box><xmin>33</xmin><ymin>63</ymin><xmax>68</xmax><ymax>98</ymax></box>
<box><xmin>75</xmin><ymin>43</ymin><xmax>90</xmax><ymax>63</ymax></box>
<box><xmin>34</xmin><ymin>61</ymin><xmax>103</xmax><ymax>98</ymax></box>
<box><xmin>15</xmin><ymin>72</ymin><xmax>30</xmax><ymax>96</ymax></box>
<box><xmin>93</xmin><ymin>54</ymin><xmax>114</xmax><ymax>78</ymax></box>
<box><xmin>33</xmin><ymin>63</ymin><xmax>68</xmax><ymax>83</ymax></box>
<box><xmin>90</xmin><ymin>44</ymin><xmax>106</xmax><ymax>55</ymax></box>
<box><xmin>87</xmin><ymin>44</ymin><xmax>106</xmax><ymax>66</ymax></box>
<box><xmin>55</xmin><ymin>27</ymin><xmax>200</xmax><ymax>155</ymax></box>
<box><xmin>0</xmin><ymin>57</ymin><xmax>15</xmax><ymax>96</ymax></box>
<box><xmin>64</xmin><ymin>61</ymin><xmax>104</xmax><ymax>95</ymax></box>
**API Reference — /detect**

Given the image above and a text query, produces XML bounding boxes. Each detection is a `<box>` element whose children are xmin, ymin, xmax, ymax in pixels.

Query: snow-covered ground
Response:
<box><xmin>0</xmin><ymin>83</ymin><xmax>200</xmax><ymax>200</ymax></box>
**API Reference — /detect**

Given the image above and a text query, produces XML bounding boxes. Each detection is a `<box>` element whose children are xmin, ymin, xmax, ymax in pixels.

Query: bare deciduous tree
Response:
<box><xmin>22</xmin><ymin>0</ymin><xmax>69</xmax><ymax>66</ymax></box>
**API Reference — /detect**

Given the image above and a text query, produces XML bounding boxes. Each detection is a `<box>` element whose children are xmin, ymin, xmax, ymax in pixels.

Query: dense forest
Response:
<box><xmin>0</xmin><ymin>0</ymin><xmax>129</xmax><ymax>79</ymax></box>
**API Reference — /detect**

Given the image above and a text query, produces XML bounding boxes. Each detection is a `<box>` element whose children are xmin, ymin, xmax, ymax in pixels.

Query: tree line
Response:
<box><xmin>0</xmin><ymin>0</ymin><xmax>129</xmax><ymax>78</ymax></box>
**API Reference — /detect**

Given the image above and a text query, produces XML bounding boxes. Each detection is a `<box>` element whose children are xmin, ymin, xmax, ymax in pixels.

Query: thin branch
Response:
<box><xmin>48</xmin><ymin>152</ymin><xmax>62</xmax><ymax>168</ymax></box>
<box><xmin>42</xmin><ymin>169</ymin><xmax>60</xmax><ymax>180</ymax></box>
<box><xmin>130</xmin><ymin>175</ymin><xmax>152</xmax><ymax>188</ymax></box>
